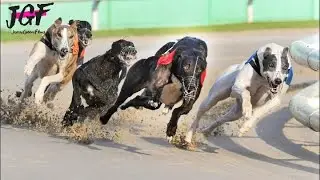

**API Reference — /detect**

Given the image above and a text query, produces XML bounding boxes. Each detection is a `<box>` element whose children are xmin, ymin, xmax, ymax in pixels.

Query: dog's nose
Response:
<box><xmin>274</xmin><ymin>78</ymin><xmax>282</xmax><ymax>85</ymax></box>
<box><xmin>61</xmin><ymin>48</ymin><xmax>68</xmax><ymax>54</ymax></box>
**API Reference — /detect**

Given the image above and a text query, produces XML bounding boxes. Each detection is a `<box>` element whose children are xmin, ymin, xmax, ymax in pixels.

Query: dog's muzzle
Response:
<box><xmin>59</xmin><ymin>48</ymin><xmax>68</xmax><ymax>59</ymax></box>
<box><xmin>181</xmin><ymin>76</ymin><xmax>199</xmax><ymax>102</ymax></box>
<box><xmin>79</xmin><ymin>29</ymin><xmax>92</xmax><ymax>47</ymax></box>
<box><xmin>120</xmin><ymin>46</ymin><xmax>137</xmax><ymax>66</ymax></box>
<box><xmin>267</xmin><ymin>76</ymin><xmax>283</xmax><ymax>94</ymax></box>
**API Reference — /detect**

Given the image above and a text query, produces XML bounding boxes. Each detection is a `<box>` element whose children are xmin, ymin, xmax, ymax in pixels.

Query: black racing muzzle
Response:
<box><xmin>120</xmin><ymin>46</ymin><xmax>137</xmax><ymax>60</ymax></box>
<box><xmin>79</xmin><ymin>28</ymin><xmax>92</xmax><ymax>47</ymax></box>
<box><xmin>181</xmin><ymin>76</ymin><xmax>199</xmax><ymax>102</ymax></box>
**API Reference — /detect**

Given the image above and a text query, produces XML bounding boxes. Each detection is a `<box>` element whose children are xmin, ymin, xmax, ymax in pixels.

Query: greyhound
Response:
<box><xmin>62</xmin><ymin>39</ymin><xmax>137</xmax><ymax>126</ymax></box>
<box><xmin>18</xmin><ymin>18</ymin><xmax>80</xmax><ymax>105</ymax></box>
<box><xmin>185</xmin><ymin>43</ymin><xmax>293</xmax><ymax>144</ymax></box>
<box><xmin>100</xmin><ymin>37</ymin><xmax>208</xmax><ymax>141</ymax></box>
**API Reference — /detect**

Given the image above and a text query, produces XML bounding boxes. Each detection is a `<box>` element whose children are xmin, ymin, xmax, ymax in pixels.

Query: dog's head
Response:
<box><xmin>51</xmin><ymin>18</ymin><xmax>78</xmax><ymax>60</ymax></box>
<box><xmin>258</xmin><ymin>43</ymin><xmax>292</xmax><ymax>93</ymax></box>
<box><xmin>111</xmin><ymin>39</ymin><xmax>137</xmax><ymax>66</ymax></box>
<box><xmin>173</xmin><ymin>48</ymin><xmax>207</xmax><ymax>102</ymax></box>
<box><xmin>69</xmin><ymin>20</ymin><xmax>92</xmax><ymax>47</ymax></box>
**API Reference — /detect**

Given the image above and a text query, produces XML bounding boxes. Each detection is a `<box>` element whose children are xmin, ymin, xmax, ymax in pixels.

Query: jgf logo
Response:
<box><xmin>6</xmin><ymin>2</ymin><xmax>54</xmax><ymax>29</ymax></box>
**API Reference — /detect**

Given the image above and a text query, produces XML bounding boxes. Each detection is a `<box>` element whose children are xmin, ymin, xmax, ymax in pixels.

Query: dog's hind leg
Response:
<box><xmin>78</xmin><ymin>102</ymin><xmax>106</xmax><ymax>122</ymax></box>
<box><xmin>199</xmin><ymin>99</ymin><xmax>242</xmax><ymax>136</ymax></box>
<box><xmin>100</xmin><ymin>58</ymin><xmax>153</xmax><ymax>124</ymax></box>
<box><xmin>120</xmin><ymin>94</ymin><xmax>161</xmax><ymax>110</ymax></box>
<box><xmin>100</xmin><ymin>82</ymin><xmax>146</xmax><ymax>125</ymax></box>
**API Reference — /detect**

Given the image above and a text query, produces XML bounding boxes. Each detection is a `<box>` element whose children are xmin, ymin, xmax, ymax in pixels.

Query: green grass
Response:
<box><xmin>1</xmin><ymin>20</ymin><xmax>319</xmax><ymax>42</ymax></box>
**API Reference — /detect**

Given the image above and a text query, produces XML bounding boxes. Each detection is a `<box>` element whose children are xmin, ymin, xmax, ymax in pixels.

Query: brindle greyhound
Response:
<box><xmin>100</xmin><ymin>36</ymin><xmax>208</xmax><ymax>141</ymax></box>
<box><xmin>19</xmin><ymin>18</ymin><xmax>80</xmax><ymax>106</ymax></box>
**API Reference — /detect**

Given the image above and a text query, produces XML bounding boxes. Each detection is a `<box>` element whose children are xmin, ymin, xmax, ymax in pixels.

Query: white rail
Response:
<box><xmin>289</xmin><ymin>34</ymin><xmax>319</xmax><ymax>132</ymax></box>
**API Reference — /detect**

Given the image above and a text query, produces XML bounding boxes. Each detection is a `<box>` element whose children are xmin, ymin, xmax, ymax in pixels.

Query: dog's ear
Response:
<box><xmin>68</xmin><ymin>19</ymin><xmax>74</xmax><ymax>25</ymax></box>
<box><xmin>111</xmin><ymin>40</ymin><xmax>122</xmax><ymax>52</ymax></box>
<box><xmin>54</xmin><ymin>17</ymin><xmax>62</xmax><ymax>27</ymax></box>
<box><xmin>281</xmin><ymin>47</ymin><xmax>289</xmax><ymax>57</ymax></box>
<box><xmin>173</xmin><ymin>47</ymin><xmax>184</xmax><ymax>60</ymax></box>
<box><xmin>199</xmin><ymin>44</ymin><xmax>207</xmax><ymax>58</ymax></box>
<box><xmin>263</xmin><ymin>47</ymin><xmax>272</xmax><ymax>59</ymax></box>
<box><xmin>70</xmin><ymin>20</ymin><xmax>79</xmax><ymax>30</ymax></box>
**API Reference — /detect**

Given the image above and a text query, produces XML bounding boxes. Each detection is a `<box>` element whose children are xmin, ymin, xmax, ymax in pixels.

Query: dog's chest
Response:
<box><xmin>248</xmin><ymin>78</ymin><xmax>269</xmax><ymax>96</ymax></box>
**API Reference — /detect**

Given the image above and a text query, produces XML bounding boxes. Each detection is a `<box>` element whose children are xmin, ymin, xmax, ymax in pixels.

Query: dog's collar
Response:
<box><xmin>40</xmin><ymin>31</ymin><xmax>56</xmax><ymax>51</ymax></box>
<box><xmin>284</xmin><ymin>67</ymin><xmax>293</xmax><ymax>85</ymax></box>
<box><xmin>245</xmin><ymin>51</ymin><xmax>262</xmax><ymax>76</ymax></box>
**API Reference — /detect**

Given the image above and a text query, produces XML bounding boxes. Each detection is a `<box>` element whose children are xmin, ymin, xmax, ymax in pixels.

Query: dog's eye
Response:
<box><xmin>69</xmin><ymin>35</ymin><xmax>74</xmax><ymax>39</ymax></box>
<box><xmin>57</xmin><ymin>32</ymin><xmax>62</xmax><ymax>37</ymax></box>
<box><xmin>269</xmin><ymin>62</ymin><xmax>275</xmax><ymax>68</ymax></box>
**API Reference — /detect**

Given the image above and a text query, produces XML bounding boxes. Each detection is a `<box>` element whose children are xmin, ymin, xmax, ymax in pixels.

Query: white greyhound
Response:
<box><xmin>19</xmin><ymin>18</ymin><xmax>80</xmax><ymax>105</ymax></box>
<box><xmin>185</xmin><ymin>43</ymin><xmax>293</xmax><ymax>144</ymax></box>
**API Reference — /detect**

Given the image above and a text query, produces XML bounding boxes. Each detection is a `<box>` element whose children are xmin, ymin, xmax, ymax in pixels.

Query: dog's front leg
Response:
<box><xmin>166</xmin><ymin>101</ymin><xmax>194</xmax><ymax>142</ymax></box>
<box><xmin>231</xmin><ymin>85</ymin><xmax>252</xmax><ymax>119</ymax></box>
<box><xmin>238</xmin><ymin>96</ymin><xmax>281</xmax><ymax>137</ymax></box>
<box><xmin>167</xmin><ymin>87</ymin><xmax>201</xmax><ymax>142</ymax></box>
<box><xmin>35</xmin><ymin>73</ymin><xmax>63</xmax><ymax>105</ymax></box>
<box><xmin>231</xmin><ymin>66</ymin><xmax>254</xmax><ymax>119</ymax></box>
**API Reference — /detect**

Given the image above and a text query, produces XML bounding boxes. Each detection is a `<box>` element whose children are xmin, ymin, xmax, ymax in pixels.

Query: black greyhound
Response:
<box><xmin>61</xmin><ymin>39</ymin><xmax>137</xmax><ymax>127</ymax></box>
<box><xmin>100</xmin><ymin>36</ymin><xmax>208</xmax><ymax>138</ymax></box>
<box><xmin>68</xmin><ymin>19</ymin><xmax>92</xmax><ymax>66</ymax></box>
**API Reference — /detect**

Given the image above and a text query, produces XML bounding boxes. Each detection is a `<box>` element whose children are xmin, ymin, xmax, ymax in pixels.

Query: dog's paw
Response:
<box><xmin>148</xmin><ymin>100</ymin><xmax>159</xmax><ymax>108</ymax></box>
<box><xmin>166</xmin><ymin>123</ymin><xmax>177</xmax><ymax>137</ymax></box>
<box><xmin>34</xmin><ymin>96</ymin><xmax>43</xmax><ymax>105</ymax></box>
<box><xmin>238</xmin><ymin>121</ymin><xmax>253</xmax><ymax>137</ymax></box>
<box><xmin>238</xmin><ymin>128</ymin><xmax>248</xmax><ymax>137</ymax></box>
<box><xmin>166</xmin><ymin>136</ymin><xmax>173</xmax><ymax>143</ymax></box>
<box><xmin>162</xmin><ymin>107</ymin><xmax>170</xmax><ymax>115</ymax></box>
<box><xmin>184</xmin><ymin>130</ymin><xmax>193</xmax><ymax>144</ymax></box>
<box><xmin>15</xmin><ymin>90</ymin><xmax>22</xmax><ymax>98</ymax></box>
<box><xmin>61</xmin><ymin>119</ymin><xmax>73</xmax><ymax>128</ymax></box>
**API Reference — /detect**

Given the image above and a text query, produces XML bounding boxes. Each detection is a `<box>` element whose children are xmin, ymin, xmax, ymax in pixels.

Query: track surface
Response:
<box><xmin>1</xmin><ymin>29</ymin><xmax>319</xmax><ymax>180</ymax></box>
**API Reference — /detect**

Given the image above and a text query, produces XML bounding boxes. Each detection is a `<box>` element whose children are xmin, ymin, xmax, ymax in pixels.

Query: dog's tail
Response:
<box><xmin>287</xmin><ymin>80</ymin><xmax>318</xmax><ymax>93</ymax></box>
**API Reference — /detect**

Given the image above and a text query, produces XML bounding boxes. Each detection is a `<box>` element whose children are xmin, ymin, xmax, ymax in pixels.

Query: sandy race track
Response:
<box><xmin>1</xmin><ymin>29</ymin><xmax>319</xmax><ymax>180</ymax></box>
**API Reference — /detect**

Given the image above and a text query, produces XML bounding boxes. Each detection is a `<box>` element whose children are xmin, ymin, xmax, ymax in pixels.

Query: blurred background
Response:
<box><xmin>1</xmin><ymin>0</ymin><xmax>319</xmax><ymax>32</ymax></box>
